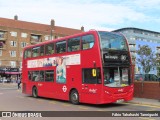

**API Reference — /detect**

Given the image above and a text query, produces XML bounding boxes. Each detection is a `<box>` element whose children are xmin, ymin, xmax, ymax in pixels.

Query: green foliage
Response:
<box><xmin>136</xmin><ymin>45</ymin><xmax>157</xmax><ymax>74</ymax></box>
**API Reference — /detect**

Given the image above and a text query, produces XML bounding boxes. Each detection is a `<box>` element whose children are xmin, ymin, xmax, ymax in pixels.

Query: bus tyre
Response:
<box><xmin>70</xmin><ymin>90</ymin><xmax>79</xmax><ymax>105</ymax></box>
<box><xmin>32</xmin><ymin>87</ymin><xmax>38</xmax><ymax>98</ymax></box>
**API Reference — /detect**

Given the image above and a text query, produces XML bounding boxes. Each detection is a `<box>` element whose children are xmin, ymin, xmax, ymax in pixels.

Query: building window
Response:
<box><xmin>19</xmin><ymin>62</ymin><xmax>22</xmax><ymax>68</ymax></box>
<box><xmin>129</xmin><ymin>45</ymin><xmax>136</xmax><ymax>52</ymax></box>
<box><xmin>21</xmin><ymin>33</ymin><xmax>27</xmax><ymax>38</ymax></box>
<box><xmin>20</xmin><ymin>52</ymin><xmax>23</xmax><ymax>57</ymax></box>
<box><xmin>21</xmin><ymin>42</ymin><xmax>27</xmax><ymax>48</ymax></box>
<box><xmin>0</xmin><ymin>41</ymin><xmax>5</xmax><ymax>48</ymax></box>
<box><xmin>10</xmin><ymin>31</ymin><xmax>17</xmax><ymax>37</ymax></box>
<box><xmin>10</xmin><ymin>61</ymin><xmax>16</xmax><ymax>68</ymax></box>
<box><xmin>31</xmin><ymin>34</ymin><xmax>41</xmax><ymax>43</ymax></box>
<box><xmin>45</xmin><ymin>35</ymin><xmax>50</xmax><ymax>41</ymax></box>
<box><xmin>0</xmin><ymin>31</ymin><xmax>5</xmax><ymax>38</ymax></box>
<box><xmin>0</xmin><ymin>50</ymin><xmax>2</xmax><ymax>56</ymax></box>
<box><xmin>11</xmin><ymin>41</ymin><xmax>17</xmax><ymax>47</ymax></box>
<box><xmin>10</xmin><ymin>51</ymin><xmax>16</xmax><ymax>57</ymax></box>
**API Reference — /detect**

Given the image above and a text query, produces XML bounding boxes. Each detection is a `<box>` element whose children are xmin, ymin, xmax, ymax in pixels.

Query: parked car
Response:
<box><xmin>135</xmin><ymin>74</ymin><xmax>160</xmax><ymax>81</ymax></box>
<box><xmin>0</xmin><ymin>79</ymin><xmax>11</xmax><ymax>83</ymax></box>
<box><xmin>0</xmin><ymin>79</ymin><xmax>2</xmax><ymax>83</ymax></box>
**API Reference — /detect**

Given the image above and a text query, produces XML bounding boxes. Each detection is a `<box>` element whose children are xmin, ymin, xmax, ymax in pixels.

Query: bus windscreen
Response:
<box><xmin>98</xmin><ymin>31</ymin><xmax>128</xmax><ymax>51</ymax></box>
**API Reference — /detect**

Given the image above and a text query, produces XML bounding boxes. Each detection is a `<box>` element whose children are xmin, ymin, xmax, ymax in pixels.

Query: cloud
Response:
<box><xmin>132</xmin><ymin>0</ymin><xmax>160</xmax><ymax>9</ymax></box>
<box><xmin>0</xmin><ymin>0</ymin><xmax>160</xmax><ymax>31</ymax></box>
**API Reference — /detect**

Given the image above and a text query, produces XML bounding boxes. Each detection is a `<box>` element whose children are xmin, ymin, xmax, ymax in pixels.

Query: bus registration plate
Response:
<box><xmin>116</xmin><ymin>99</ymin><xmax>124</xmax><ymax>103</ymax></box>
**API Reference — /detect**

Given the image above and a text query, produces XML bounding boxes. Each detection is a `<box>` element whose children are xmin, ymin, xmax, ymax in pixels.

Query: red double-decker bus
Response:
<box><xmin>22</xmin><ymin>30</ymin><xmax>134</xmax><ymax>104</ymax></box>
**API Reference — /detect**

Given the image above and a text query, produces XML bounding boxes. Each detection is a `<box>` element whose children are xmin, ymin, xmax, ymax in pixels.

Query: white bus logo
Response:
<box><xmin>62</xmin><ymin>85</ymin><xmax>67</xmax><ymax>92</ymax></box>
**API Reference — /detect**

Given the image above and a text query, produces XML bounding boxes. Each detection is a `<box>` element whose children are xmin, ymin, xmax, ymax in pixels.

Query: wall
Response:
<box><xmin>134</xmin><ymin>81</ymin><xmax>160</xmax><ymax>100</ymax></box>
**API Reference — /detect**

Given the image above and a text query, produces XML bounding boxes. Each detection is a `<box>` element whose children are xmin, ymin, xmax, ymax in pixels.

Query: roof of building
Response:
<box><xmin>0</xmin><ymin>17</ymin><xmax>83</xmax><ymax>35</ymax></box>
<box><xmin>113</xmin><ymin>27</ymin><xmax>160</xmax><ymax>34</ymax></box>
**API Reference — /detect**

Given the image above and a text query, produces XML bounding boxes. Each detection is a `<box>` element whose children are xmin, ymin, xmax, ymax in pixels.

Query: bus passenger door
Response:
<box><xmin>81</xmin><ymin>68</ymin><xmax>102</xmax><ymax>104</ymax></box>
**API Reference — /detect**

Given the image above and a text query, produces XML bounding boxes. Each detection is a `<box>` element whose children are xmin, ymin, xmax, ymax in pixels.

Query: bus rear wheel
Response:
<box><xmin>32</xmin><ymin>87</ymin><xmax>38</xmax><ymax>98</ymax></box>
<box><xmin>70</xmin><ymin>89</ymin><xmax>79</xmax><ymax>105</ymax></box>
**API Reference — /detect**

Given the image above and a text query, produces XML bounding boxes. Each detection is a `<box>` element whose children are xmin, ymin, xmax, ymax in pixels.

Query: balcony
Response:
<box><xmin>156</xmin><ymin>50</ymin><xmax>160</xmax><ymax>54</ymax></box>
<box><xmin>129</xmin><ymin>46</ymin><xmax>136</xmax><ymax>52</ymax></box>
<box><xmin>130</xmin><ymin>52</ymin><xmax>136</xmax><ymax>58</ymax></box>
<box><xmin>0</xmin><ymin>34</ymin><xmax>7</xmax><ymax>41</ymax></box>
<box><xmin>30</xmin><ymin>34</ymin><xmax>42</xmax><ymax>44</ymax></box>
<box><xmin>0</xmin><ymin>44</ymin><xmax>6</xmax><ymax>50</ymax></box>
<box><xmin>30</xmin><ymin>38</ymin><xmax>41</xmax><ymax>44</ymax></box>
<box><xmin>128</xmin><ymin>39</ymin><xmax>136</xmax><ymax>45</ymax></box>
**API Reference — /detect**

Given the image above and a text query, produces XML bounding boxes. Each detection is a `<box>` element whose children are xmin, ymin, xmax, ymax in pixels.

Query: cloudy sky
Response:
<box><xmin>0</xmin><ymin>0</ymin><xmax>160</xmax><ymax>32</ymax></box>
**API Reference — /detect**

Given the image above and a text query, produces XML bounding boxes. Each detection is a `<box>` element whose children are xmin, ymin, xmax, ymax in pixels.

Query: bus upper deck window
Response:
<box><xmin>68</xmin><ymin>37</ymin><xmax>80</xmax><ymax>52</ymax></box>
<box><xmin>40</xmin><ymin>45</ymin><xmax>44</xmax><ymax>56</ymax></box>
<box><xmin>82</xmin><ymin>35</ymin><xmax>94</xmax><ymax>50</ymax></box>
<box><xmin>45</xmin><ymin>43</ymin><xmax>54</xmax><ymax>55</ymax></box>
<box><xmin>32</xmin><ymin>47</ymin><xmax>40</xmax><ymax>57</ymax></box>
<box><xmin>56</xmin><ymin>41</ymin><xmax>66</xmax><ymax>53</ymax></box>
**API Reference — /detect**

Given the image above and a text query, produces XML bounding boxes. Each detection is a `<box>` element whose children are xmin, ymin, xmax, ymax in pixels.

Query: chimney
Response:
<box><xmin>51</xmin><ymin>19</ymin><xmax>55</xmax><ymax>29</ymax></box>
<box><xmin>81</xmin><ymin>26</ymin><xmax>84</xmax><ymax>31</ymax></box>
<box><xmin>14</xmin><ymin>15</ymin><xmax>18</xmax><ymax>20</ymax></box>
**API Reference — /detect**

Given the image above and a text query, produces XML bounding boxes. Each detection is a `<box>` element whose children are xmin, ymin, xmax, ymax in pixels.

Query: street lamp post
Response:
<box><xmin>50</xmin><ymin>29</ymin><xmax>54</xmax><ymax>40</ymax></box>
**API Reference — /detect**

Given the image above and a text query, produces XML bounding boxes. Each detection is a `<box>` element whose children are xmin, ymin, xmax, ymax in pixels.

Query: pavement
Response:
<box><xmin>0</xmin><ymin>82</ymin><xmax>17</xmax><ymax>89</ymax></box>
<box><xmin>0</xmin><ymin>83</ymin><xmax>160</xmax><ymax>107</ymax></box>
<box><xmin>128</xmin><ymin>97</ymin><xmax>160</xmax><ymax>107</ymax></box>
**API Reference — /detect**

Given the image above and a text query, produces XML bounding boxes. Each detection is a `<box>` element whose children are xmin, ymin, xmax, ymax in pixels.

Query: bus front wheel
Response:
<box><xmin>70</xmin><ymin>89</ymin><xmax>79</xmax><ymax>105</ymax></box>
<box><xmin>32</xmin><ymin>87</ymin><xmax>38</xmax><ymax>98</ymax></box>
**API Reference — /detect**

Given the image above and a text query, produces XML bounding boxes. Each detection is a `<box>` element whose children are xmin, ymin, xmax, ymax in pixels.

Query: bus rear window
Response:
<box><xmin>24</xmin><ymin>49</ymin><xmax>31</xmax><ymax>59</ymax></box>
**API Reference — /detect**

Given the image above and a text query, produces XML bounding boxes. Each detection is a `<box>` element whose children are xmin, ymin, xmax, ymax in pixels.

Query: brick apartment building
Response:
<box><xmin>0</xmin><ymin>15</ymin><xmax>83</xmax><ymax>81</ymax></box>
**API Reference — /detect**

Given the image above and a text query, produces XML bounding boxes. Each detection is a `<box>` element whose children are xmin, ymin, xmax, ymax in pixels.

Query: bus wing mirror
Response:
<box><xmin>92</xmin><ymin>69</ymin><xmax>96</xmax><ymax>77</ymax></box>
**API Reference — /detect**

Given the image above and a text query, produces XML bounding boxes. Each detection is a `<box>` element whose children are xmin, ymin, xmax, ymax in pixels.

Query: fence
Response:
<box><xmin>134</xmin><ymin>81</ymin><xmax>160</xmax><ymax>100</ymax></box>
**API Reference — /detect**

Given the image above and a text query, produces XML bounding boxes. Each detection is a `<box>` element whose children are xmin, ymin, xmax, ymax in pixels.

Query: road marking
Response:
<box><xmin>17</xmin><ymin>90</ymin><xmax>22</xmax><ymax>92</ymax></box>
<box><xmin>124</xmin><ymin>103</ymin><xmax>160</xmax><ymax>109</ymax></box>
<box><xmin>146</xmin><ymin>108</ymin><xmax>157</xmax><ymax>111</ymax></box>
<box><xmin>62</xmin><ymin>103</ymin><xmax>71</xmax><ymax>107</ymax></box>
<box><xmin>49</xmin><ymin>101</ymin><xmax>56</xmax><ymax>104</ymax></box>
<box><xmin>139</xmin><ymin>117</ymin><xmax>155</xmax><ymax>120</ymax></box>
<box><xmin>36</xmin><ymin>99</ymin><xmax>44</xmax><ymax>102</ymax></box>
<box><xmin>78</xmin><ymin>106</ymin><xmax>89</xmax><ymax>110</ymax></box>
<box><xmin>17</xmin><ymin>90</ymin><xmax>22</xmax><ymax>93</ymax></box>
<box><xmin>96</xmin><ymin>109</ymin><xmax>106</xmax><ymax>111</ymax></box>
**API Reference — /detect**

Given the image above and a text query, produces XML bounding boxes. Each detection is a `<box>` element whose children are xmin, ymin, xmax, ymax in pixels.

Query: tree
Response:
<box><xmin>136</xmin><ymin>45</ymin><xmax>157</xmax><ymax>74</ymax></box>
